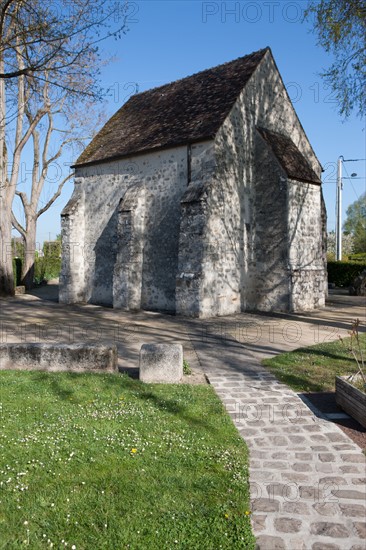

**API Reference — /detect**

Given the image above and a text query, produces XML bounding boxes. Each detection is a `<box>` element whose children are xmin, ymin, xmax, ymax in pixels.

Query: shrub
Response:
<box><xmin>347</xmin><ymin>253</ymin><xmax>366</xmax><ymax>263</ymax></box>
<box><xmin>43</xmin><ymin>240</ymin><xmax>61</xmax><ymax>258</ymax></box>
<box><xmin>34</xmin><ymin>256</ymin><xmax>46</xmax><ymax>284</ymax></box>
<box><xmin>327</xmin><ymin>261</ymin><xmax>366</xmax><ymax>287</ymax></box>
<box><xmin>34</xmin><ymin>256</ymin><xmax>61</xmax><ymax>284</ymax></box>
<box><xmin>183</xmin><ymin>359</ymin><xmax>192</xmax><ymax>375</ymax></box>
<box><xmin>44</xmin><ymin>257</ymin><xmax>61</xmax><ymax>280</ymax></box>
<box><xmin>12</xmin><ymin>257</ymin><xmax>22</xmax><ymax>286</ymax></box>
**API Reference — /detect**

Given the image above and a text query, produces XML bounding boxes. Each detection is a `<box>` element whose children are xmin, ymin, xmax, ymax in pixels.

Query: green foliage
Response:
<box><xmin>348</xmin><ymin>252</ymin><xmax>366</xmax><ymax>262</ymax></box>
<box><xmin>326</xmin><ymin>230</ymin><xmax>355</xmax><ymax>260</ymax></box>
<box><xmin>327</xmin><ymin>261</ymin><xmax>366</xmax><ymax>286</ymax></box>
<box><xmin>11</xmin><ymin>238</ymin><xmax>25</xmax><ymax>259</ymax></box>
<box><xmin>34</xmin><ymin>256</ymin><xmax>61</xmax><ymax>284</ymax></box>
<box><xmin>32</xmin><ymin>241</ymin><xmax>62</xmax><ymax>284</ymax></box>
<box><xmin>183</xmin><ymin>359</ymin><xmax>192</xmax><ymax>375</ymax></box>
<box><xmin>12</xmin><ymin>257</ymin><xmax>22</xmax><ymax>286</ymax></box>
<box><xmin>344</xmin><ymin>192</ymin><xmax>366</xmax><ymax>253</ymax></box>
<box><xmin>43</xmin><ymin>240</ymin><xmax>61</xmax><ymax>258</ymax></box>
<box><xmin>0</xmin><ymin>372</ymin><xmax>254</xmax><ymax>549</ymax></box>
<box><xmin>305</xmin><ymin>0</ymin><xmax>366</xmax><ymax>118</ymax></box>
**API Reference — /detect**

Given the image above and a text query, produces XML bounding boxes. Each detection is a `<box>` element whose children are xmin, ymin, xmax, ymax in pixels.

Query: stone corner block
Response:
<box><xmin>139</xmin><ymin>343</ymin><xmax>183</xmax><ymax>383</ymax></box>
<box><xmin>15</xmin><ymin>286</ymin><xmax>26</xmax><ymax>295</ymax></box>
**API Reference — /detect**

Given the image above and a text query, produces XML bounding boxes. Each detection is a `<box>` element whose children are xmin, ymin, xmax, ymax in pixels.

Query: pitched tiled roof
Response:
<box><xmin>75</xmin><ymin>48</ymin><xmax>269</xmax><ymax>167</ymax></box>
<box><xmin>257</xmin><ymin>127</ymin><xmax>321</xmax><ymax>185</ymax></box>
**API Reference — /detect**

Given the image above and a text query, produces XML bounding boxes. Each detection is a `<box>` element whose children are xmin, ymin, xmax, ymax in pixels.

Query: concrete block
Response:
<box><xmin>139</xmin><ymin>343</ymin><xmax>183</xmax><ymax>383</ymax></box>
<box><xmin>0</xmin><ymin>343</ymin><xmax>118</xmax><ymax>373</ymax></box>
<box><xmin>15</xmin><ymin>286</ymin><xmax>25</xmax><ymax>295</ymax></box>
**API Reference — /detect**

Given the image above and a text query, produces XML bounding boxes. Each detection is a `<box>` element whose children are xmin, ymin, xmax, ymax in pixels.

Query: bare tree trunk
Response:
<box><xmin>0</xmin><ymin>44</ymin><xmax>14</xmax><ymax>295</ymax></box>
<box><xmin>11</xmin><ymin>104</ymin><xmax>73</xmax><ymax>289</ymax></box>
<box><xmin>22</xmin><ymin>218</ymin><xmax>37</xmax><ymax>289</ymax></box>
<box><xmin>0</xmin><ymin>203</ymin><xmax>14</xmax><ymax>295</ymax></box>
<box><xmin>1</xmin><ymin>2</ymin><xmax>118</xmax><ymax>296</ymax></box>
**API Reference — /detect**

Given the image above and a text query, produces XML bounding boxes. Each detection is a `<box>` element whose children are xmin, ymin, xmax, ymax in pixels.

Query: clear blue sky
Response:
<box><xmin>33</xmin><ymin>0</ymin><xmax>365</xmax><ymax>244</ymax></box>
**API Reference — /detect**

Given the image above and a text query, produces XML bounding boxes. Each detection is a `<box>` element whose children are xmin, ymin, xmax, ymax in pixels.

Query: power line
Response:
<box><xmin>343</xmin><ymin>158</ymin><xmax>366</xmax><ymax>162</ymax></box>
<box><xmin>342</xmin><ymin>162</ymin><xmax>360</xmax><ymax>201</ymax></box>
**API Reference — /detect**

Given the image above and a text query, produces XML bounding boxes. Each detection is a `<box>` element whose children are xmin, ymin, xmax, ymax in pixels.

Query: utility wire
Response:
<box><xmin>342</xmin><ymin>162</ymin><xmax>360</xmax><ymax>201</ymax></box>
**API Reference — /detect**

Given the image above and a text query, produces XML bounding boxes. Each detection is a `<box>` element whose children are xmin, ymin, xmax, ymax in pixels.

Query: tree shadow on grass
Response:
<box><xmin>130</xmin><ymin>386</ymin><xmax>225</xmax><ymax>434</ymax></box>
<box><xmin>29</xmin><ymin>371</ymin><xmax>79</xmax><ymax>401</ymax></box>
<box><xmin>272</xmin><ymin>371</ymin><xmax>325</xmax><ymax>393</ymax></box>
<box><xmin>97</xmin><ymin>373</ymin><xmax>226</xmax><ymax>434</ymax></box>
<box><xmin>26</xmin><ymin>371</ymin><xmax>224</xmax><ymax>435</ymax></box>
<box><xmin>265</xmin><ymin>344</ymin><xmax>357</xmax><ymax>364</ymax></box>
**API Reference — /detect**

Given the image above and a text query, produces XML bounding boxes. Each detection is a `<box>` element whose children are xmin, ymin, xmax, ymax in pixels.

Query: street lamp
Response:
<box><xmin>336</xmin><ymin>156</ymin><xmax>343</xmax><ymax>261</ymax></box>
<box><xmin>335</xmin><ymin>157</ymin><xmax>363</xmax><ymax>261</ymax></box>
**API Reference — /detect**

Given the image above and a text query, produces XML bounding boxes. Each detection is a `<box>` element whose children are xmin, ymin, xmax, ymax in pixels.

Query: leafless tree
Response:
<box><xmin>0</xmin><ymin>0</ymin><xmax>129</xmax><ymax>294</ymax></box>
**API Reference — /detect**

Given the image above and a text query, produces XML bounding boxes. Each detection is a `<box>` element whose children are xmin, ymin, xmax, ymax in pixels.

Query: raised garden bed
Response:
<box><xmin>335</xmin><ymin>375</ymin><xmax>366</xmax><ymax>428</ymax></box>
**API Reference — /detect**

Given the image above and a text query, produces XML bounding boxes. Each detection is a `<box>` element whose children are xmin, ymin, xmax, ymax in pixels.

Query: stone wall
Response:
<box><xmin>176</xmin><ymin>180</ymin><xmax>208</xmax><ymax>317</ymax></box>
<box><xmin>61</xmin><ymin>49</ymin><xmax>326</xmax><ymax>316</ymax></box>
<box><xmin>59</xmin><ymin>182</ymin><xmax>85</xmax><ymax>304</ymax></box>
<box><xmin>175</xmin><ymin>140</ymin><xmax>243</xmax><ymax>318</ymax></box>
<box><xmin>287</xmin><ymin>180</ymin><xmax>326</xmax><ymax>311</ymax></box>
<box><xmin>61</xmin><ymin>144</ymin><xmax>214</xmax><ymax>312</ymax></box>
<box><xmin>209</xmin><ymin>49</ymin><xmax>326</xmax><ymax>313</ymax></box>
<box><xmin>113</xmin><ymin>183</ymin><xmax>146</xmax><ymax>310</ymax></box>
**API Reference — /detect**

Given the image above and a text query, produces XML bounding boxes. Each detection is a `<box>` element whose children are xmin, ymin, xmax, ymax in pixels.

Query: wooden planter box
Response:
<box><xmin>335</xmin><ymin>376</ymin><xmax>366</xmax><ymax>428</ymax></box>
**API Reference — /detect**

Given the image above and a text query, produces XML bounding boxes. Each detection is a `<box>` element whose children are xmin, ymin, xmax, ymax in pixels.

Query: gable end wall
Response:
<box><xmin>212</xmin><ymin>49</ymin><xmax>325</xmax><ymax>313</ymax></box>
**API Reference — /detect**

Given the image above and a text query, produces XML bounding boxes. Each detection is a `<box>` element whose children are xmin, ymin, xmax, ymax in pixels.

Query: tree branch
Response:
<box><xmin>15</xmin><ymin>189</ymin><xmax>28</xmax><ymax>209</ymax></box>
<box><xmin>37</xmin><ymin>172</ymin><xmax>73</xmax><ymax>218</ymax></box>
<box><xmin>11</xmin><ymin>211</ymin><xmax>26</xmax><ymax>238</ymax></box>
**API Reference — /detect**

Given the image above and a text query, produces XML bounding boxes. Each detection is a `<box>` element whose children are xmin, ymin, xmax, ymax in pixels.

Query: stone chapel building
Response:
<box><xmin>60</xmin><ymin>47</ymin><xmax>326</xmax><ymax>317</ymax></box>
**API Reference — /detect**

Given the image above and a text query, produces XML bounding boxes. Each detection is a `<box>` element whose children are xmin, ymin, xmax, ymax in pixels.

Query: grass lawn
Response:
<box><xmin>0</xmin><ymin>371</ymin><xmax>254</xmax><ymax>550</ymax></box>
<box><xmin>262</xmin><ymin>332</ymin><xmax>366</xmax><ymax>393</ymax></box>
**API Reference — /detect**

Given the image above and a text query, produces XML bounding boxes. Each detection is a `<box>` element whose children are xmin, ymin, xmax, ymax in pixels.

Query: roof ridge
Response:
<box><xmin>74</xmin><ymin>47</ymin><xmax>271</xmax><ymax>167</ymax></box>
<box><xmin>129</xmin><ymin>47</ymin><xmax>270</xmax><ymax>100</ymax></box>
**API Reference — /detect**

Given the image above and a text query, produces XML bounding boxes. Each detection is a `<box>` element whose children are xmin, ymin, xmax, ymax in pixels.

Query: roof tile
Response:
<box><xmin>75</xmin><ymin>48</ymin><xmax>269</xmax><ymax>167</ymax></box>
<box><xmin>257</xmin><ymin>127</ymin><xmax>321</xmax><ymax>185</ymax></box>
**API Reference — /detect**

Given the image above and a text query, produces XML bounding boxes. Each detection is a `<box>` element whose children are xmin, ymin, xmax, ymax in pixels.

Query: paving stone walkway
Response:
<box><xmin>188</xmin><ymin>323</ymin><xmax>366</xmax><ymax>550</ymax></box>
<box><xmin>1</xmin><ymin>287</ymin><xmax>366</xmax><ymax>549</ymax></box>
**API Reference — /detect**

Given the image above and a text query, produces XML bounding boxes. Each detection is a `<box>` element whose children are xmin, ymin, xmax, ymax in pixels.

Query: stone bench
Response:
<box><xmin>139</xmin><ymin>343</ymin><xmax>183</xmax><ymax>383</ymax></box>
<box><xmin>0</xmin><ymin>343</ymin><xmax>118</xmax><ymax>373</ymax></box>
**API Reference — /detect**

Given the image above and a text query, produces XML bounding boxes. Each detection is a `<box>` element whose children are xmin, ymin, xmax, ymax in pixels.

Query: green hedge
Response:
<box><xmin>347</xmin><ymin>253</ymin><xmax>366</xmax><ymax>263</ymax></box>
<box><xmin>12</xmin><ymin>256</ymin><xmax>61</xmax><ymax>286</ymax></box>
<box><xmin>327</xmin><ymin>261</ymin><xmax>366</xmax><ymax>287</ymax></box>
<box><xmin>43</xmin><ymin>240</ymin><xmax>61</xmax><ymax>258</ymax></box>
<box><xmin>34</xmin><ymin>256</ymin><xmax>61</xmax><ymax>284</ymax></box>
<box><xmin>12</xmin><ymin>257</ymin><xmax>22</xmax><ymax>287</ymax></box>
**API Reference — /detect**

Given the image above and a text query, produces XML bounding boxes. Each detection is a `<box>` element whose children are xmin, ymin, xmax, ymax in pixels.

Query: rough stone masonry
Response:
<box><xmin>60</xmin><ymin>47</ymin><xmax>327</xmax><ymax>318</ymax></box>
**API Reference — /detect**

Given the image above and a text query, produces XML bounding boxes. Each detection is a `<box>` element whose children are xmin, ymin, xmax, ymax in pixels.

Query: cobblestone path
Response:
<box><xmin>189</xmin><ymin>327</ymin><xmax>366</xmax><ymax>550</ymax></box>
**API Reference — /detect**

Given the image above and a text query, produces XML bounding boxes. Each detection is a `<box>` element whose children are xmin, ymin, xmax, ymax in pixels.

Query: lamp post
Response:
<box><xmin>335</xmin><ymin>157</ymin><xmax>364</xmax><ymax>260</ymax></box>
